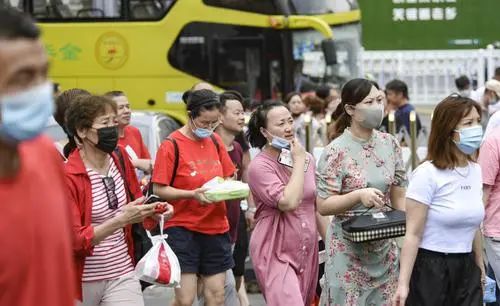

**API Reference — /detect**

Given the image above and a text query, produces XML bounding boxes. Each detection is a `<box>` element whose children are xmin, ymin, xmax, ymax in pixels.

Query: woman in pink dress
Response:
<box><xmin>246</xmin><ymin>101</ymin><xmax>328</xmax><ymax>305</ymax></box>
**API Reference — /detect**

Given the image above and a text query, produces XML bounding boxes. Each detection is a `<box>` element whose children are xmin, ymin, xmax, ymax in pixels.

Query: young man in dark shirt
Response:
<box><xmin>385</xmin><ymin>79</ymin><xmax>422</xmax><ymax>139</ymax></box>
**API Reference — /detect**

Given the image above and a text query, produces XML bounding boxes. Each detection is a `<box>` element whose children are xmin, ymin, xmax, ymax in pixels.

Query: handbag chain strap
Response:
<box><xmin>359</xmin><ymin>203</ymin><xmax>395</xmax><ymax>216</ymax></box>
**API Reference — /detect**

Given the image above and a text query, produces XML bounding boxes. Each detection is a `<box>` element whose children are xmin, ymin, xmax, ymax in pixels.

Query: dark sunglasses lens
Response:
<box><xmin>103</xmin><ymin>177</ymin><xmax>115</xmax><ymax>190</ymax></box>
<box><xmin>102</xmin><ymin>177</ymin><xmax>118</xmax><ymax>210</ymax></box>
<box><xmin>108</xmin><ymin>193</ymin><xmax>118</xmax><ymax>209</ymax></box>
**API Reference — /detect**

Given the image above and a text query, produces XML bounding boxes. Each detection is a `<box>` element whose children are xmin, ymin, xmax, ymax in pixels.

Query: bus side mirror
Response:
<box><xmin>321</xmin><ymin>39</ymin><xmax>337</xmax><ymax>65</ymax></box>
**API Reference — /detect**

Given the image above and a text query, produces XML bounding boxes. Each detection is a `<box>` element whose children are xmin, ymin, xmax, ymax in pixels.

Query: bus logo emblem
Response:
<box><xmin>95</xmin><ymin>32</ymin><xmax>129</xmax><ymax>70</ymax></box>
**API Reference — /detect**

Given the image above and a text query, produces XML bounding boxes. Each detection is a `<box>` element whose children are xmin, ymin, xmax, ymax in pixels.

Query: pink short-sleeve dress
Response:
<box><xmin>248</xmin><ymin>151</ymin><xmax>319</xmax><ymax>306</ymax></box>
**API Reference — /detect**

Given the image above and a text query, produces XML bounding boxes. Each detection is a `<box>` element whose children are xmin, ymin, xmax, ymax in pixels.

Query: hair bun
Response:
<box><xmin>182</xmin><ymin>90</ymin><xmax>191</xmax><ymax>105</ymax></box>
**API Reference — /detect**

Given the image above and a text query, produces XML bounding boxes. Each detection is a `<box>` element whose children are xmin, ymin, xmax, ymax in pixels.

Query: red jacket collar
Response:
<box><xmin>64</xmin><ymin>149</ymin><xmax>87</xmax><ymax>175</ymax></box>
<box><xmin>65</xmin><ymin>148</ymin><xmax>122</xmax><ymax>175</ymax></box>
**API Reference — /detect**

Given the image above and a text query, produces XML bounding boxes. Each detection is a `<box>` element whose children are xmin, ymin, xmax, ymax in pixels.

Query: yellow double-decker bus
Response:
<box><xmin>3</xmin><ymin>0</ymin><xmax>361</xmax><ymax>122</ymax></box>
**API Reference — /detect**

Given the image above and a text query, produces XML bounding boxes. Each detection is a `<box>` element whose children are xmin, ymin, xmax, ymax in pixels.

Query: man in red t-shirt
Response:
<box><xmin>152</xmin><ymin>89</ymin><xmax>236</xmax><ymax>306</ymax></box>
<box><xmin>0</xmin><ymin>8</ymin><xmax>75</xmax><ymax>306</ymax></box>
<box><xmin>106</xmin><ymin>91</ymin><xmax>152</xmax><ymax>173</ymax></box>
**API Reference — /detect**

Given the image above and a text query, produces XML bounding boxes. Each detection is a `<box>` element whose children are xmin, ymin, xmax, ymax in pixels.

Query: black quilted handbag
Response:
<box><xmin>341</xmin><ymin>204</ymin><xmax>406</xmax><ymax>243</ymax></box>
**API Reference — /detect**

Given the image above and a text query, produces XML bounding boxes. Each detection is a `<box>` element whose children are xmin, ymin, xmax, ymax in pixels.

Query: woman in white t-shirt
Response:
<box><xmin>393</xmin><ymin>95</ymin><xmax>485</xmax><ymax>306</ymax></box>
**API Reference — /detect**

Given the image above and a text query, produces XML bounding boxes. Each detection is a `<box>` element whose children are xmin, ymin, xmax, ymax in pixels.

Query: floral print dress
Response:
<box><xmin>316</xmin><ymin>129</ymin><xmax>407</xmax><ymax>306</ymax></box>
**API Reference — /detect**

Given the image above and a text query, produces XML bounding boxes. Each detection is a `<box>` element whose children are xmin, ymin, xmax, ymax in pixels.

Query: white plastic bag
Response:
<box><xmin>135</xmin><ymin>215</ymin><xmax>181</xmax><ymax>287</ymax></box>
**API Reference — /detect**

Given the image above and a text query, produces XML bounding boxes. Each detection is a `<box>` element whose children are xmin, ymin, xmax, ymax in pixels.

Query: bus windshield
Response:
<box><xmin>289</xmin><ymin>0</ymin><xmax>358</xmax><ymax>15</ymax></box>
<box><xmin>292</xmin><ymin>23</ymin><xmax>361</xmax><ymax>83</ymax></box>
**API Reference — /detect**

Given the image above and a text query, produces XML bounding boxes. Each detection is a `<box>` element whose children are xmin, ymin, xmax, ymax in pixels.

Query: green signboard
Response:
<box><xmin>358</xmin><ymin>0</ymin><xmax>499</xmax><ymax>50</ymax></box>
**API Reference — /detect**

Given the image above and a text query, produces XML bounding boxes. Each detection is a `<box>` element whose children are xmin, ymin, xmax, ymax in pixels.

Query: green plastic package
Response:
<box><xmin>203</xmin><ymin>177</ymin><xmax>250</xmax><ymax>202</ymax></box>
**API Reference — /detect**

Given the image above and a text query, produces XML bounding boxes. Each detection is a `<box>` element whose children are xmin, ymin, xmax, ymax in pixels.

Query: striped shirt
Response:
<box><xmin>82</xmin><ymin>159</ymin><xmax>134</xmax><ymax>282</ymax></box>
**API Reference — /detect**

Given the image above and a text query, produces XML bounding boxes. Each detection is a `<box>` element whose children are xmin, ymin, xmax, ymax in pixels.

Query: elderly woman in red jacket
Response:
<box><xmin>64</xmin><ymin>94</ymin><xmax>173</xmax><ymax>306</ymax></box>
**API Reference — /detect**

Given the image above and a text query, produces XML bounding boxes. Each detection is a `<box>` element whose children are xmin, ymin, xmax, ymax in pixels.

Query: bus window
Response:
<box><xmin>32</xmin><ymin>0</ymin><xmax>174</xmax><ymax>21</ymax></box>
<box><xmin>1</xmin><ymin>0</ymin><xmax>23</xmax><ymax>11</ymax></box>
<box><xmin>289</xmin><ymin>0</ymin><xmax>358</xmax><ymax>15</ymax></box>
<box><xmin>214</xmin><ymin>37</ymin><xmax>263</xmax><ymax>98</ymax></box>
<box><xmin>169</xmin><ymin>22</ymin><xmax>289</xmax><ymax>100</ymax></box>
<box><xmin>129</xmin><ymin>0</ymin><xmax>175</xmax><ymax>20</ymax></box>
<box><xmin>33</xmin><ymin>0</ymin><xmax>122</xmax><ymax>19</ymax></box>
<box><xmin>169</xmin><ymin>27</ymin><xmax>210</xmax><ymax>81</ymax></box>
<box><xmin>292</xmin><ymin>23</ymin><xmax>361</xmax><ymax>84</ymax></box>
<box><xmin>202</xmin><ymin>0</ymin><xmax>278</xmax><ymax>15</ymax></box>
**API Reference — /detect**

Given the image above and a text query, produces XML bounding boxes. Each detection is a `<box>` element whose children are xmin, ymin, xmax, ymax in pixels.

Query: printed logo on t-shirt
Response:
<box><xmin>461</xmin><ymin>185</ymin><xmax>471</xmax><ymax>191</ymax></box>
<box><xmin>187</xmin><ymin>159</ymin><xmax>222</xmax><ymax>176</ymax></box>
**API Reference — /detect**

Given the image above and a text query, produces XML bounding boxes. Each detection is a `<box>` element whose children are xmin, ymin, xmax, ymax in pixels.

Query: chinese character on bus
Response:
<box><xmin>59</xmin><ymin>44</ymin><xmax>82</xmax><ymax>61</ymax></box>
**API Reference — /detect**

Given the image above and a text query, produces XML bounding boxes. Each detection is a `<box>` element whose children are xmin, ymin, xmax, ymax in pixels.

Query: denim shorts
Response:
<box><xmin>165</xmin><ymin>226</ymin><xmax>234</xmax><ymax>275</ymax></box>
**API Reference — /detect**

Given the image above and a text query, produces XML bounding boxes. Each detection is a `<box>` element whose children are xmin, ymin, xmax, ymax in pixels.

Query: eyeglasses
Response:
<box><xmin>192</xmin><ymin>119</ymin><xmax>220</xmax><ymax>130</ymax></box>
<box><xmin>102</xmin><ymin>177</ymin><xmax>118</xmax><ymax>210</ymax></box>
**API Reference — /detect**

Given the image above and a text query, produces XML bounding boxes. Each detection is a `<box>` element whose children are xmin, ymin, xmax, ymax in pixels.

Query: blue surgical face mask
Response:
<box><xmin>191</xmin><ymin>118</ymin><xmax>216</xmax><ymax>139</ymax></box>
<box><xmin>194</xmin><ymin>128</ymin><xmax>213</xmax><ymax>139</ymax></box>
<box><xmin>0</xmin><ymin>82</ymin><xmax>54</xmax><ymax>144</ymax></box>
<box><xmin>454</xmin><ymin>125</ymin><xmax>483</xmax><ymax>155</ymax></box>
<box><xmin>265</xmin><ymin>130</ymin><xmax>291</xmax><ymax>150</ymax></box>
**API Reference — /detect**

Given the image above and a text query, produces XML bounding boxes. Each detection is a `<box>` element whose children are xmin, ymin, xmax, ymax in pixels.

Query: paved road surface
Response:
<box><xmin>143</xmin><ymin>286</ymin><xmax>266</xmax><ymax>306</ymax></box>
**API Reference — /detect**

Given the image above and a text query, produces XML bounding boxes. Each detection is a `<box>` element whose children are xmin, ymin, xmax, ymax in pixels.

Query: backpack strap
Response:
<box><xmin>144</xmin><ymin>137</ymin><xmax>179</xmax><ymax>196</ymax></box>
<box><xmin>162</xmin><ymin>136</ymin><xmax>216</xmax><ymax>188</ymax></box>
<box><xmin>114</xmin><ymin>148</ymin><xmax>135</xmax><ymax>201</ymax></box>
<box><xmin>165</xmin><ymin>138</ymin><xmax>179</xmax><ymax>187</ymax></box>
<box><xmin>210</xmin><ymin>134</ymin><xmax>220</xmax><ymax>153</ymax></box>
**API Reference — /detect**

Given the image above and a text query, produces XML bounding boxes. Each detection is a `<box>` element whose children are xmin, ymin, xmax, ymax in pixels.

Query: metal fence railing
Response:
<box><xmin>360</xmin><ymin>45</ymin><xmax>500</xmax><ymax>105</ymax></box>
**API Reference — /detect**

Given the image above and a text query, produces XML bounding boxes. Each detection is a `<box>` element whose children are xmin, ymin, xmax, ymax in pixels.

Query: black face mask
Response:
<box><xmin>94</xmin><ymin>126</ymin><xmax>118</xmax><ymax>153</ymax></box>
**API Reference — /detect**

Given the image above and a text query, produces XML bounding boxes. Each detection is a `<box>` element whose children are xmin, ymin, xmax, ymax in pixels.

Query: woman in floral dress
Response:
<box><xmin>316</xmin><ymin>78</ymin><xmax>407</xmax><ymax>305</ymax></box>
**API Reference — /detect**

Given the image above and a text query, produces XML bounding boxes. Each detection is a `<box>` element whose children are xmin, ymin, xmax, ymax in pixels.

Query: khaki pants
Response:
<box><xmin>485</xmin><ymin>237</ymin><xmax>500</xmax><ymax>285</ymax></box>
<box><xmin>78</xmin><ymin>273</ymin><xmax>144</xmax><ymax>306</ymax></box>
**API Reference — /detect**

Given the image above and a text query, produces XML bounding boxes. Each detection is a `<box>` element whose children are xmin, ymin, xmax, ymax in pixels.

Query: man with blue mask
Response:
<box><xmin>0</xmin><ymin>8</ymin><xmax>75</xmax><ymax>306</ymax></box>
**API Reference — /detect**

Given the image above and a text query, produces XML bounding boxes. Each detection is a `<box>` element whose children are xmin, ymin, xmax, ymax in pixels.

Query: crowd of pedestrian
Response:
<box><xmin>4</xmin><ymin>6</ymin><xmax>500</xmax><ymax>306</ymax></box>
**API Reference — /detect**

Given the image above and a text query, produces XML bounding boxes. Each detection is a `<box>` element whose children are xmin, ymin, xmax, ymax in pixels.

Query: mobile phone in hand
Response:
<box><xmin>144</xmin><ymin>194</ymin><xmax>161</xmax><ymax>204</ymax></box>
